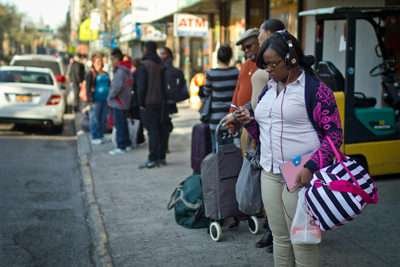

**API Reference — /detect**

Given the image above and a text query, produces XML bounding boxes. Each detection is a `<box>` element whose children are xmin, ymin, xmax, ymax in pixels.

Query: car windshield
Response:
<box><xmin>12</xmin><ymin>60</ymin><xmax>61</xmax><ymax>75</ymax></box>
<box><xmin>0</xmin><ymin>70</ymin><xmax>54</xmax><ymax>85</ymax></box>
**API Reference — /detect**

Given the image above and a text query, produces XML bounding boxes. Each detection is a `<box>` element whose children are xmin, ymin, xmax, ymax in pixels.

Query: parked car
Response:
<box><xmin>0</xmin><ymin>66</ymin><xmax>65</xmax><ymax>133</ymax></box>
<box><xmin>10</xmin><ymin>54</ymin><xmax>74</xmax><ymax>111</ymax></box>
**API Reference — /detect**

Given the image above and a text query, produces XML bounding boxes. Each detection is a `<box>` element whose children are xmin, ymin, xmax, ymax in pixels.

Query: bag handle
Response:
<box><xmin>167</xmin><ymin>184</ymin><xmax>202</xmax><ymax>210</ymax></box>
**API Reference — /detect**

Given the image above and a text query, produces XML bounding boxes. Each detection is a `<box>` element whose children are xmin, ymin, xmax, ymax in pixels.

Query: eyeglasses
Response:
<box><xmin>261</xmin><ymin>59</ymin><xmax>283</xmax><ymax>70</ymax></box>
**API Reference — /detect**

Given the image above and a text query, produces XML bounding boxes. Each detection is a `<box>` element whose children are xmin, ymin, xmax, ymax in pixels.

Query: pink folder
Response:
<box><xmin>279</xmin><ymin>152</ymin><xmax>313</xmax><ymax>192</ymax></box>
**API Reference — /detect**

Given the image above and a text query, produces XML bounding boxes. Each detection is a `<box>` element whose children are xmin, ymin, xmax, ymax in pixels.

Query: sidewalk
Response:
<box><xmin>79</xmin><ymin>105</ymin><xmax>271</xmax><ymax>267</ymax></box>
<box><xmin>78</xmin><ymin>104</ymin><xmax>400</xmax><ymax>267</ymax></box>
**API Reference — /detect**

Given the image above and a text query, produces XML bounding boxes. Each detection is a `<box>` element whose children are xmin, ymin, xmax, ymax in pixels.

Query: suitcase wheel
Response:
<box><xmin>248</xmin><ymin>216</ymin><xmax>261</xmax><ymax>235</ymax></box>
<box><xmin>209</xmin><ymin>221</ymin><xmax>223</xmax><ymax>242</ymax></box>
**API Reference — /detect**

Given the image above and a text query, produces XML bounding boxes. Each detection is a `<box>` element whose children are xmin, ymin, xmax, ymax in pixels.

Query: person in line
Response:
<box><xmin>68</xmin><ymin>53</ymin><xmax>85</xmax><ymax>111</ymax></box>
<box><xmin>85</xmin><ymin>53</ymin><xmax>110</xmax><ymax>144</ymax></box>
<box><xmin>130</xmin><ymin>58</ymin><xmax>146</xmax><ymax>145</ymax></box>
<box><xmin>159</xmin><ymin>46</ymin><xmax>185</xmax><ymax>153</ymax></box>
<box><xmin>204</xmin><ymin>44</ymin><xmax>238</xmax><ymax>152</ymax></box>
<box><xmin>251</xmin><ymin>18</ymin><xmax>286</xmax><ymax>251</ymax></box>
<box><xmin>136</xmin><ymin>41</ymin><xmax>169</xmax><ymax>168</ymax></box>
<box><xmin>108</xmin><ymin>48</ymin><xmax>133</xmax><ymax>155</ymax></box>
<box><xmin>230</xmin><ymin>28</ymin><xmax>260</xmax><ymax>109</ymax></box>
<box><xmin>229</xmin><ymin>31</ymin><xmax>343</xmax><ymax>266</ymax></box>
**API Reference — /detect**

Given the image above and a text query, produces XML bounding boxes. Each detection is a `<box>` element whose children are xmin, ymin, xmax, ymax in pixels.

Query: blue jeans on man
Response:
<box><xmin>113</xmin><ymin>108</ymin><xmax>131</xmax><ymax>149</ymax></box>
<box><xmin>89</xmin><ymin>101</ymin><xmax>108</xmax><ymax>139</ymax></box>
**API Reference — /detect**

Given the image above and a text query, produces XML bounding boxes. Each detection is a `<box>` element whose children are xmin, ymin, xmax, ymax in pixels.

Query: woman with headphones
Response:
<box><xmin>227</xmin><ymin>31</ymin><xmax>343</xmax><ymax>266</ymax></box>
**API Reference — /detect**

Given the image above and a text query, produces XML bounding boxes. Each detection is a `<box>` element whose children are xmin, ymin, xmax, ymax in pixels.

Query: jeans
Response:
<box><xmin>113</xmin><ymin>108</ymin><xmax>131</xmax><ymax>150</ymax></box>
<box><xmin>141</xmin><ymin>107</ymin><xmax>169</xmax><ymax>162</ymax></box>
<box><xmin>89</xmin><ymin>101</ymin><xmax>108</xmax><ymax>139</ymax></box>
<box><xmin>261</xmin><ymin>171</ymin><xmax>320</xmax><ymax>267</ymax></box>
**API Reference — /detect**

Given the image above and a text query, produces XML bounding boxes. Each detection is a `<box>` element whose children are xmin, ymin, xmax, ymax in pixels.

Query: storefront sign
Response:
<box><xmin>119</xmin><ymin>13</ymin><xmax>136</xmax><ymax>42</ymax></box>
<box><xmin>79</xmin><ymin>18</ymin><xmax>99</xmax><ymax>41</ymax></box>
<box><xmin>173</xmin><ymin>13</ymin><xmax>208</xmax><ymax>37</ymax></box>
<box><xmin>140</xmin><ymin>23</ymin><xmax>167</xmax><ymax>41</ymax></box>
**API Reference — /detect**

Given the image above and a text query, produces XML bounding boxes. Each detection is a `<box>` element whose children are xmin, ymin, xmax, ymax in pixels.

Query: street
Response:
<box><xmin>0</xmin><ymin>117</ymin><xmax>92</xmax><ymax>267</ymax></box>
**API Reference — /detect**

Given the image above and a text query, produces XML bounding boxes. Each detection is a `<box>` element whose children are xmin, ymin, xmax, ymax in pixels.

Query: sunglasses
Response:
<box><xmin>261</xmin><ymin>59</ymin><xmax>283</xmax><ymax>70</ymax></box>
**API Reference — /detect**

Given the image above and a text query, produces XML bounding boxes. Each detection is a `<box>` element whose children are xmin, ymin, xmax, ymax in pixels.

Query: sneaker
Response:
<box><xmin>91</xmin><ymin>139</ymin><xmax>103</xmax><ymax>145</ymax></box>
<box><xmin>125</xmin><ymin>146</ymin><xmax>132</xmax><ymax>152</ymax></box>
<box><xmin>109</xmin><ymin>148</ymin><xmax>126</xmax><ymax>155</ymax></box>
<box><xmin>138</xmin><ymin>160</ymin><xmax>158</xmax><ymax>169</ymax></box>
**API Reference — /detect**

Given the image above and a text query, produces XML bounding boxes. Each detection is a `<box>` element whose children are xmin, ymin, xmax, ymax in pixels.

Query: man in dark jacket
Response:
<box><xmin>69</xmin><ymin>54</ymin><xmax>85</xmax><ymax>111</ymax></box>
<box><xmin>108</xmin><ymin>48</ymin><xmax>133</xmax><ymax>155</ymax></box>
<box><xmin>136</xmin><ymin>41</ymin><xmax>169</xmax><ymax>168</ymax></box>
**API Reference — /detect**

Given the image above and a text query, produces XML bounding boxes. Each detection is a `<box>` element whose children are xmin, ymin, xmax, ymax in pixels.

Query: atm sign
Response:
<box><xmin>174</xmin><ymin>13</ymin><xmax>209</xmax><ymax>37</ymax></box>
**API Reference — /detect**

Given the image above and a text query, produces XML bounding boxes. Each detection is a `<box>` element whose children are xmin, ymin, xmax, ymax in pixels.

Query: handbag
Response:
<box><xmin>235</xmin><ymin>144</ymin><xmax>263</xmax><ymax>215</ymax></box>
<box><xmin>305</xmin><ymin>137</ymin><xmax>378</xmax><ymax>231</ymax></box>
<box><xmin>79</xmin><ymin>81</ymin><xmax>88</xmax><ymax>102</ymax></box>
<box><xmin>199</xmin><ymin>94</ymin><xmax>212</xmax><ymax>123</ymax></box>
<box><xmin>167</xmin><ymin>175</ymin><xmax>209</xmax><ymax>229</ymax></box>
<box><xmin>290</xmin><ymin>188</ymin><xmax>321</xmax><ymax>244</ymax></box>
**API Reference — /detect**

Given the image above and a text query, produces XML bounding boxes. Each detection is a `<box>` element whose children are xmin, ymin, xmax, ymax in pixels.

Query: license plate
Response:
<box><xmin>16</xmin><ymin>95</ymin><xmax>32</xmax><ymax>103</ymax></box>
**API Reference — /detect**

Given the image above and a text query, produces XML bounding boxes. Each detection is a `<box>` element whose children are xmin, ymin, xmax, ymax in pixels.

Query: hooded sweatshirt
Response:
<box><xmin>107</xmin><ymin>60</ymin><xmax>133</xmax><ymax>110</ymax></box>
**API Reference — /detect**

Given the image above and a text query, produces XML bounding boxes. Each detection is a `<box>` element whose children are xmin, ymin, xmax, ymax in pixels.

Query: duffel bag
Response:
<box><xmin>167</xmin><ymin>175</ymin><xmax>209</xmax><ymax>229</ymax></box>
<box><xmin>305</xmin><ymin>137</ymin><xmax>378</xmax><ymax>231</ymax></box>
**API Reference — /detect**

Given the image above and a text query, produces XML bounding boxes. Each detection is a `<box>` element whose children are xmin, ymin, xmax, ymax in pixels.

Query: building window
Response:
<box><xmin>270</xmin><ymin>0</ymin><xmax>298</xmax><ymax>36</ymax></box>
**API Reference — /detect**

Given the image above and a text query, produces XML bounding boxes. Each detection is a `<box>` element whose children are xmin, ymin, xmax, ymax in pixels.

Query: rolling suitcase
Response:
<box><xmin>201</xmin><ymin>121</ymin><xmax>260</xmax><ymax>241</ymax></box>
<box><xmin>191</xmin><ymin>123</ymin><xmax>212</xmax><ymax>174</ymax></box>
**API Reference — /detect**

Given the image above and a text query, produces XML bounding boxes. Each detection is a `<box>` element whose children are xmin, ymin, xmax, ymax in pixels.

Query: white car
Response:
<box><xmin>0</xmin><ymin>66</ymin><xmax>65</xmax><ymax>133</ymax></box>
<box><xmin>10</xmin><ymin>54</ymin><xmax>74</xmax><ymax>110</ymax></box>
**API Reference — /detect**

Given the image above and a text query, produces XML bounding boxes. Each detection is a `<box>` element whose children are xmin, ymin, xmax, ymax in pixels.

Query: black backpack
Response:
<box><xmin>165</xmin><ymin>66</ymin><xmax>189</xmax><ymax>102</ymax></box>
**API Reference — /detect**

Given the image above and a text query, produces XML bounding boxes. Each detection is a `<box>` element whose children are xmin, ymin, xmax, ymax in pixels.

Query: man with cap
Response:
<box><xmin>230</xmin><ymin>28</ymin><xmax>260</xmax><ymax>109</ymax></box>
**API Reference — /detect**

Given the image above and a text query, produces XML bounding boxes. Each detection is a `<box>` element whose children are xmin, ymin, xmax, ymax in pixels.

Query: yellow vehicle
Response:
<box><xmin>300</xmin><ymin>6</ymin><xmax>400</xmax><ymax>176</ymax></box>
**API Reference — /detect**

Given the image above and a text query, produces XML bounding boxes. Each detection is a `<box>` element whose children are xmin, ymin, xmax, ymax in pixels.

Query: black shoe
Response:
<box><xmin>158</xmin><ymin>159</ymin><xmax>167</xmax><ymax>166</ymax></box>
<box><xmin>266</xmin><ymin>245</ymin><xmax>273</xmax><ymax>254</ymax></box>
<box><xmin>138</xmin><ymin>160</ymin><xmax>158</xmax><ymax>169</ymax></box>
<box><xmin>256</xmin><ymin>231</ymin><xmax>273</xmax><ymax>248</ymax></box>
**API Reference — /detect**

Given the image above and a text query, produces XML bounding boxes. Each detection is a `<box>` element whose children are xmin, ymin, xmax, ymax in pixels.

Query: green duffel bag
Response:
<box><xmin>167</xmin><ymin>174</ymin><xmax>209</xmax><ymax>229</ymax></box>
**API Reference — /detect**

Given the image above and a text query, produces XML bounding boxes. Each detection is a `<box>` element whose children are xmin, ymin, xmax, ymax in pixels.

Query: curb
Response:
<box><xmin>76</xmin><ymin>115</ymin><xmax>114</xmax><ymax>267</ymax></box>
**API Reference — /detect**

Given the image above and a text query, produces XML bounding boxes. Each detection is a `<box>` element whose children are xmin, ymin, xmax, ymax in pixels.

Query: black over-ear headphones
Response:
<box><xmin>275</xmin><ymin>30</ymin><xmax>297</xmax><ymax>67</ymax></box>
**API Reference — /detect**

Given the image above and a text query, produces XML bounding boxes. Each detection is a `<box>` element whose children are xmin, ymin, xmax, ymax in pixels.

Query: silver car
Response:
<box><xmin>0</xmin><ymin>66</ymin><xmax>65</xmax><ymax>133</ymax></box>
<box><xmin>10</xmin><ymin>54</ymin><xmax>74</xmax><ymax>111</ymax></box>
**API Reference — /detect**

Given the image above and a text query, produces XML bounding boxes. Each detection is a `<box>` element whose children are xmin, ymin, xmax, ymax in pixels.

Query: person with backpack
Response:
<box><xmin>108</xmin><ymin>48</ymin><xmax>133</xmax><ymax>155</ymax></box>
<box><xmin>136</xmin><ymin>42</ymin><xmax>169</xmax><ymax>168</ymax></box>
<box><xmin>85</xmin><ymin>53</ymin><xmax>110</xmax><ymax>144</ymax></box>
<box><xmin>159</xmin><ymin>46</ymin><xmax>188</xmax><ymax>153</ymax></box>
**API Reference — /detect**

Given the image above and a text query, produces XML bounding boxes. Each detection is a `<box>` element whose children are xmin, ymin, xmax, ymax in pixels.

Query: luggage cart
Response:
<box><xmin>201</xmin><ymin>120</ymin><xmax>261</xmax><ymax>241</ymax></box>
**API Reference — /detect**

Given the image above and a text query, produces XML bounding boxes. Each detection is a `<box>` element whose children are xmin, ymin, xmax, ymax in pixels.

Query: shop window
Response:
<box><xmin>246</xmin><ymin>0</ymin><xmax>268</xmax><ymax>29</ymax></box>
<box><xmin>270</xmin><ymin>0</ymin><xmax>298</xmax><ymax>36</ymax></box>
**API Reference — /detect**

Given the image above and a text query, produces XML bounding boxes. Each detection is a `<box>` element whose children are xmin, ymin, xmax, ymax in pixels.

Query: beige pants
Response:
<box><xmin>261</xmin><ymin>171</ymin><xmax>320</xmax><ymax>267</ymax></box>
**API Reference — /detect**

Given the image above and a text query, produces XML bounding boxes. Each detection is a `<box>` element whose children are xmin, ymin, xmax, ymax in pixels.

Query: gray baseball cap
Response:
<box><xmin>236</xmin><ymin>28</ymin><xmax>260</xmax><ymax>46</ymax></box>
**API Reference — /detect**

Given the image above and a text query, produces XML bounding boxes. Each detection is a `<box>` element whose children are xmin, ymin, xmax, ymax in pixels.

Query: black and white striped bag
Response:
<box><xmin>305</xmin><ymin>137</ymin><xmax>378</xmax><ymax>231</ymax></box>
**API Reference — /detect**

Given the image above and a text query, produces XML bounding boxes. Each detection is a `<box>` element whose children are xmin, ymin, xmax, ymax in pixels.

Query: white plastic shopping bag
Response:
<box><xmin>290</xmin><ymin>188</ymin><xmax>321</xmax><ymax>245</ymax></box>
<box><xmin>127</xmin><ymin>119</ymin><xmax>140</xmax><ymax>148</ymax></box>
<box><xmin>112</xmin><ymin>119</ymin><xmax>140</xmax><ymax>148</ymax></box>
